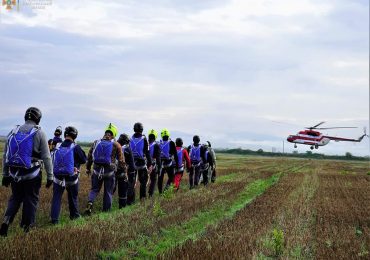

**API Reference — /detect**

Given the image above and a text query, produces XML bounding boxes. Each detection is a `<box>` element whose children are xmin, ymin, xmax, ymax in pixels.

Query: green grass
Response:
<box><xmin>99</xmin><ymin>173</ymin><xmax>282</xmax><ymax>259</ymax></box>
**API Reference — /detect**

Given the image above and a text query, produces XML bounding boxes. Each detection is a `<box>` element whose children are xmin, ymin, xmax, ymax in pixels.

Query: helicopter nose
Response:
<box><xmin>287</xmin><ymin>136</ymin><xmax>293</xmax><ymax>142</ymax></box>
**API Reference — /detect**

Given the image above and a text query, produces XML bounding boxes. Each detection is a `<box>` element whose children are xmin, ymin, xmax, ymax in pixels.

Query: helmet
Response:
<box><xmin>24</xmin><ymin>107</ymin><xmax>42</xmax><ymax>124</ymax></box>
<box><xmin>193</xmin><ymin>135</ymin><xmax>200</xmax><ymax>144</ymax></box>
<box><xmin>118</xmin><ymin>133</ymin><xmax>130</xmax><ymax>145</ymax></box>
<box><xmin>64</xmin><ymin>126</ymin><xmax>78</xmax><ymax>140</ymax></box>
<box><xmin>161</xmin><ymin>128</ymin><xmax>170</xmax><ymax>138</ymax></box>
<box><xmin>54</xmin><ymin>126</ymin><xmax>62</xmax><ymax>136</ymax></box>
<box><xmin>105</xmin><ymin>123</ymin><xmax>118</xmax><ymax>138</ymax></box>
<box><xmin>133</xmin><ymin>122</ymin><xmax>144</xmax><ymax>133</ymax></box>
<box><xmin>175</xmin><ymin>138</ymin><xmax>183</xmax><ymax>147</ymax></box>
<box><xmin>148</xmin><ymin>129</ymin><xmax>158</xmax><ymax>140</ymax></box>
<box><xmin>207</xmin><ymin>141</ymin><xmax>211</xmax><ymax>147</ymax></box>
<box><xmin>203</xmin><ymin>143</ymin><xmax>209</xmax><ymax>148</ymax></box>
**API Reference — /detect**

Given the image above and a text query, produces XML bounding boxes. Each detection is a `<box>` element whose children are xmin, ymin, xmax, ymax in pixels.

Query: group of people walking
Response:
<box><xmin>0</xmin><ymin>107</ymin><xmax>216</xmax><ymax>236</ymax></box>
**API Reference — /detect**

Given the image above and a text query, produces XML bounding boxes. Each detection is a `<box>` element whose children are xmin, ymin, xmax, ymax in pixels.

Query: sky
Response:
<box><xmin>0</xmin><ymin>0</ymin><xmax>369</xmax><ymax>156</ymax></box>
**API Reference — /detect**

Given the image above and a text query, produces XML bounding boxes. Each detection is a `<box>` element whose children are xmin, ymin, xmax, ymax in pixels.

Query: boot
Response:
<box><xmin>0</xmin><ymin>223</ymin><xmax>9</xmax><ymax>237</ymax></box>
<box><xmin>84</xmin><ymin>202</ymin><xmax>93</xmax><ymax>216</ymax></box>
<box><xmin>119</xmin><ymin>199</ymin><xmax>127</xmax><ymax>209</ymax></box>
<box><xmin>23</xmin><ymin>225</ymin><xmax>31</xmax><ymax>233</ymax></box>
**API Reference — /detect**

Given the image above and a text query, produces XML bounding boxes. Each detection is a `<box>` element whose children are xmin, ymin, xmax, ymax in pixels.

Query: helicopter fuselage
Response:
<box><xmin>287</xmin><ymin>130</ymin><xmax>330</xmax><ymax>149</ymax></box>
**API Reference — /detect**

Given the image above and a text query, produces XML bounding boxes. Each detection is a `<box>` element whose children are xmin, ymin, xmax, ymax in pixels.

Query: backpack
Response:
<box><xmin>149</xmin><ymin>142</ymin><xmax>157</xmax><ymax>159</ymax></box>
<box><xmin>130</xmin><ymin>136</ymin><xmax>145</xmax><ymax>159</ymax></box>
<box><xmin>6</xmin><ymin>126</ymin><xmax>39</xmax><ymax>169</ymax></box>
<box><xmin>189</xmin><ymin>144</ymin><xmax>201</xmax><ymax>164</ymax></box>
<box><xmin>160</xmin><ymin>140</ymin><xmax>171</xmax><ymax>160</ymax></box>
<box><xmin>177</xmin><ymin>148</ymin><xmax>184</xmax><ymax>168</ymax></box>
<box><xmin>53</xmin><ymin>143</ymin><xmax>76</xmax><ymax>176</ymax></box>
<box><xmin>93</xmin><ymin>139</ymin><xmax>114</xmax><ymax>165</ymax></box>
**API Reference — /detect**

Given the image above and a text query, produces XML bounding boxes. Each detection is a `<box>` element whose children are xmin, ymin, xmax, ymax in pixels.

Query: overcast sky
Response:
<box><xmin>0</xmin><ymin>0</ymin><xmax>369</xmax><ymax>156</ymax></box>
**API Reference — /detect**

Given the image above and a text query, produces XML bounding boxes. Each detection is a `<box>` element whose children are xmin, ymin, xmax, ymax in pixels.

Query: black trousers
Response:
<box><xmin>4</xmin><ymin>175</ymin><xmax>42</xmax><ymax>228</ymax></box>
<box><xmin>137</xmin><ymin>168</ymin><xmax>148</xmax><ymax>199</ymax></box>
<box><xmin>189</xmin><ymin>165</ymin><xmax>201</xmax><ymax>188</ymax></box>
<box><xmin>148</xmin><ymin>165</ymin><xmax>159</xmax><ymax>197</ymax></box>
<box><xmin>158</xmin><ymin>165</ymin><xmax>175</xmax><ymax>194</ymax></box>
<box><xmin>117</xmin><ymin>175</ymin><xmax>128</xmax><ymax>208</ymax></box>
<box><xmin>127</xmin><ymin>171</ymin><xmax>137</xmax><ymax>205</ymax></box>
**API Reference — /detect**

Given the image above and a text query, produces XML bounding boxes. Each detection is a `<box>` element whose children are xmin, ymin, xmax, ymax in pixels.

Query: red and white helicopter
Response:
<box><xmin>287</xmin><ymin>122</ymin><xmax>367</xmax><ymax>150</ymax></box>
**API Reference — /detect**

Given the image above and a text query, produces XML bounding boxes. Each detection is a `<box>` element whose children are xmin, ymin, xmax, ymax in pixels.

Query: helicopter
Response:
<box><xmin>287</xmin><ymin>122</ymin><xmax>367</xmax><ymax>150</ymax></box>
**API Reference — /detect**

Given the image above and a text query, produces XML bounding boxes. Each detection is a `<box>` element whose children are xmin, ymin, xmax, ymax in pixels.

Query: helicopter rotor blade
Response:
<box><xmin>314</xmin><ymin>127</ymin><xmax>358</xmax><ymax>130</ymax></box>
<box><xmin>306</xmin><ymin>121</ymin><xmax>326</xmax><ymax>129</ymax></box>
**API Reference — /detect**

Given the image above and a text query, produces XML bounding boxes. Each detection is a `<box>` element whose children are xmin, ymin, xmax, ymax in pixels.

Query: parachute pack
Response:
<box><xmin>160</xmin><ymin>140</ymin><xmax>171</xmax><ymax>160</ymax></box>
<box><xmin>149</xmin><ymin>141</ymin><xmax>157</xmax><ymax>159</ymax></box>
<box><xmin>6</xmin><ymin>126</ymin><xmax>39</xmax><ymax>169</ymax></box>
<box><xmin>53</xmin><ymin>143</ymin><xmax>76</xmax><ymax>176</ymax></box>
<box><xmin>93</xmin><ymin>139</ymin><xmax>114</xmax><ymax>165</ymax></box>
<box><xmin>190</xmin><ymin>144</ymin><xmax>201</xmax><ymax>164</ymax></box>
<box><xmin>177</xmin><ymin>148</ymin><xmax>184</xmax><ymax>169</ymax></box>
<box><xmin>130</xmin><ymin>136</ymin><xmax>145</xmax><ymax>159</ymax></box>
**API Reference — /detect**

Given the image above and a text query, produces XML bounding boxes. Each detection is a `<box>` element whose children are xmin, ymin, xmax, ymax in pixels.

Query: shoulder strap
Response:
<box><xmin>9</xmin><ymin>125</ymin><xmax>21</xmax><ymax>137</ymax></box>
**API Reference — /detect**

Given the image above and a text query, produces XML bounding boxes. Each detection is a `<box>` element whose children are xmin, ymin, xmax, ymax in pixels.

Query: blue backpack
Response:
<box><xmin>160</xmin><ymin>140</ymin><xmax>171</xmax><ymax>160</ymax></box>
<box><xmin>177</xmin><ymin>148</ymin><xmax>184</xmax><ymax>168</ymax></box>
<box><xmin>130</xmin><ymin>136</ymin><xmax>144</xmax><ymax>159</ymax></box>
<box><xmin>93</xmin><ymin>139</ymin><xmax>114</xmax><ymax>165</ymax></box>
<box><xmin>53</xmin><ymin>143</ymin><xmax>76</xmax><ymax>176</ymax></box>
<box><xmin>149</xmin><ymin>142</ymin><xmax>157</xmax><ymax>158</ymax></box>
<box><xmin>190</xmin><ymin>145</ymin><xmax>201</xmax><ymax>164</ymax></box>
<box><xmin>6</xmin><ymin>126</ymin><xmax>39</xmax><ymax>169</ymax></box>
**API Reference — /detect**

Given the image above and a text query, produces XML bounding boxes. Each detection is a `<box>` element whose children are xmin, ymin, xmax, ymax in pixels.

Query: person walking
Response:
<box><xmin>0</xmin><ymin>107</ymin><xmax>53</xmax><ymax>236</ymax></box>
<box><xmin>130</xmin><ymin>122</ymin><xmax>152</xmax><ymax>201</ymax></box>
<box><xmin>188</xmin><ymin>135</ymin><xmax>207</xmax><ymax>189</ymax></box>
<box><xmin>84</xmin><ymin>123</ymin><xmax>126</xmax><ymax>214</ymax></box>
<box><xmin>147</xmin><ymin>129</ymin><xmax>161</xmax><ymax>197</ymax></box>
<box><xmin>158</xmin><ymin>129</ymin><xmax>178</xmax><ymax>193</ymax></box>
<box><xmin>117</xmin><ymin>133</ymin><xmax>135</xmax><ymax>208</ymax></box>
<box><xmin>174</xmin><ymin>138</ymin><xmax>191</xmax><ymax>190</ymax></box>
<box><xmin>50</xmin><ymin>126</ymin><xmax>87</xmax><ymax>224</ymax></box>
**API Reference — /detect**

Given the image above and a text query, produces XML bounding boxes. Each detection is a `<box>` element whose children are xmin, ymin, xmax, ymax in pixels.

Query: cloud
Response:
<box><xmin>0</xmin><ymin>0</ymin><xmax>368</xmax><ymax>156</ymax></box>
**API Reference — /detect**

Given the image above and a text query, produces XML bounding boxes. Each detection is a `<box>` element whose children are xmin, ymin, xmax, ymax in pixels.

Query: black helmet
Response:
<box><xmin>207</xmin><ymin>141</ymin><xmax>211</xmax><ymax>147</ymax></box>
<box><xmin>64</xmin><ymin>126</ymin><xmax>78</xmax><ymax>140</ymax></box>
<box><xmin>133</xmin><ymin>122</ymin><xmax>144</xmax><ymax>133</ymax></box>
<box><xmin>118</xmin><ymin>133</ymin><xmax>130</xmax><ymax>145</ymax></box>
<box><xmin>24</xmin><ymin>107</ymin><xmax>42</xmax><ymax>124</ymax></box>
<box><xmin>54</xmin><ymin>126</ymin><xmax>62</xmax><ymax>136</ymax></box>
<box><xmin>193</xmin><ymin>135</ymin><xmax>200</xmax><ymax>144</ymax></box>
<box><xmin>175</xmin><ymin>138</ymin><xmax>183</xmax><ymax>147</ymax></box>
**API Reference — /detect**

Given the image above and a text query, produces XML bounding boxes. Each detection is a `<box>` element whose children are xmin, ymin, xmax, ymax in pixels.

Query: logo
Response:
<box><xmin>2</xmin><ymin>0</ymin><xmax>17</xmax><ymax>10</ymax></box>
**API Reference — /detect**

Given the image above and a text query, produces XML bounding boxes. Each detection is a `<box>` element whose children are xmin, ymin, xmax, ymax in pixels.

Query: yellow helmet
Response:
<box><xmin>161</xmin><ymin>128</ymin><xmax>170</xmax><ymax>138</ymax></box>
<box><xmin>105</xmin><ymin>123</ymin><xmax>118</xmax><ymax>138</ymax></box>
<box><xmin>148</xmin><ymin>129</ymin><xmax>158</xmax><ymax>139</ymax></box>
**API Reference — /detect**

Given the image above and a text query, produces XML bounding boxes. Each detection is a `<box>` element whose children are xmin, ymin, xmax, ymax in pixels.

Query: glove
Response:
<box><xmin>2</xmin><ymin>176</ymin><xmax>12</xmax><ymax>187</ymax></box>
<box><xmin>45</xmin><ymin>179</ymin><xmax>53</xmax><ymax>188</ymax></box>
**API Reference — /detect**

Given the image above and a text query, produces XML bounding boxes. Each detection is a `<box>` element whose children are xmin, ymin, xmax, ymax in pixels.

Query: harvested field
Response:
<box><xmin>0</xmin><ymin>143</ymin><xmax>368</xmax><ymax>259</ymax></box>
<box><xmin>164</xmin><ymin>160</ymin><xmax>370</xmax><ymax>260</ymax></box>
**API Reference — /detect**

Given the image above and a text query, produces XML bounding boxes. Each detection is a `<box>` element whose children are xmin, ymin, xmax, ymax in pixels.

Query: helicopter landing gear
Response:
<box><xmin>315</xmin><ymin>144</ymin><xmax>319</xmax><ymax>149</ymax></box>
<box><xmin>294</xmin><ymin>144</ymin><xmax>297</xmax><ymax>148</ymax></box>
<box><xmin>310</xmin><ymin>146</ymin><xmax>314</xmax><ymax>150</ymax></box>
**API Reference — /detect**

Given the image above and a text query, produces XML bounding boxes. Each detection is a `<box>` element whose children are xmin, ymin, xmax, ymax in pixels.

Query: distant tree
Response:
<box><xmin>306</xmin><ymin>151</ymin><xmax>313</xmax><ymax>156</ymax></box>
<box><xmin>257</xmin><ymin>149</ymin><xmax>264</xmax><ymax>154</ymax></box>
<box><xmin>345</xmin><ymin>152</ymin><xmax>353</xmax><ymax>158</ymax></box>
<box><xmin>292</xmin><ymin>151</ymin><xmax>299</xmax><ymax>154</ymax></box>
